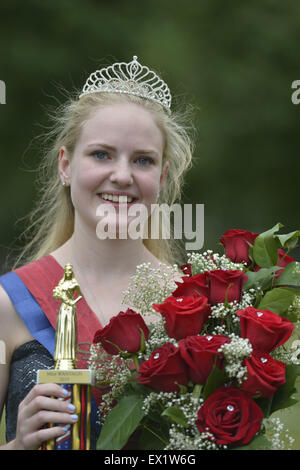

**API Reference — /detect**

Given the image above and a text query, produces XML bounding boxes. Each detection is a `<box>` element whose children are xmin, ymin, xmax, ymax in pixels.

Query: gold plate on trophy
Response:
<box><xmin>37</xmin><ymin>369</ymin><xmax>94</xmax><ymax>385</ymax></box>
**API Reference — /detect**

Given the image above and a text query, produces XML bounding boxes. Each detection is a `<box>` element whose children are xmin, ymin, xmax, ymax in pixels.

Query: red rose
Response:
<box><xmin>237</xmin><ymin>307</ymin><xmax>294</xmax><ymax>354</ymax></box>
<box><xmin>180</xmin><ymin>264</ymin><xmax>192</xmax><ymax>276</ymax></box>
<box><xmin>241</xmin><ymin>353</ymin><xmax>286</xmax><ymax>398</ymax></box>
<box><xmin>196</xmin><ymin>386</ymin><xmax>263</xmax><ymax>447</ymax></box>
<box><xmin>207</xmin><ymin>270</ymin><xmax>247</xmax><ymax>305</ymax></box>
<box><xmin>220</xmin><ymin>229</ymin><xmax>259</xmax><ymax>265</ymax></box>
<box><xmin>153</xmin><ymin>294</ymin><xmax>211</xmax><ymax>340</ymax></box>
<box><xmin>179</xmin><ymin>335</ymin><xmax>230</xmax><ymax>384</ymax></box>
<box><xmin>93</xmin><ymin>309</ymin><xmax>149</xmax><ymax>355</ymax></box>
<box><xmin>172</xmin><ymin>273</ymin><xmax>209</xmax><ymax>298</ymax></box>
<box><xmin>137</xmin><ymin>342</ymin><xmax>189</xmax><ymax>392</ymax></box>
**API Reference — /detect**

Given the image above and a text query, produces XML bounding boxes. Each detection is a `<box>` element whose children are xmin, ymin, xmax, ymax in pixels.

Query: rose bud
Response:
<box><xmin>220</xmin><ymin>229</ymin><xmax>258</xmax><ymax>265</ymax></box>
<box><xmin>241</xmin><ymin>353</ymin><xmax>286</xmax><ymax>398</ymax></box>
<box><xmin>153</xmin><ymin>294</ymin><xmax>211</xmax><ymax>340</ymax></box>
<box><xmin>93</xmin><ymin>309</ymin><xmax>149</xmax><ymax>355</ymax></box>
<box><xmin>137</xmin><ymin>342</ymin><xmax>188</xmax><ymax>392</ymax></box>
<box><xmin>207</xmin><ymin>269</ymin><xmax>247</xmax><ymax>305</ymax></box>
<box><xmin>179</xmin><ymin>334</ymin><xmax>230</xmax><ymax>384</ymax></box>
<box><xmin>196</xmin><ymin>386</ymin><xmax>263</xmax><ymax>447</ymax></box>
<box><xmin>180</xmin><ymin>264</ymin><xmax>192</xmax><ymax>276</ymax></box>
<box><xmin>172</xmin><ymin>273</ymin><xmax>209</xmax><ymax>298</ymax></box>
<box><xmin>237</xmin><ymin>306</ymin><xmax>294</xmax><ymax>354</ymax></box>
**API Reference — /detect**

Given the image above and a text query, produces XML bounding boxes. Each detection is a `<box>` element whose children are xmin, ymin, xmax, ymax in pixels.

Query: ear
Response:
<box><xmin>58</xmin><ymin>146</ymin><xmax>71</xmax><ymax>184</ymax></box>
<box><xmin>160</xmin><ymin>161</ymin><xmax>169</xmax><ymax>189</ymax></box>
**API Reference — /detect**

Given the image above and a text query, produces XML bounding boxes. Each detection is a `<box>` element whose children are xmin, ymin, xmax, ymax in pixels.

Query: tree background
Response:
<box><xmin>0</xmin><ymin>0</ymin><xmax>300</xmax><ymax>447</ymax></box>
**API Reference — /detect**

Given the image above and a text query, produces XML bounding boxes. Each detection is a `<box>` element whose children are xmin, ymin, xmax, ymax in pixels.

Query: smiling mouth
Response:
<box><xmin>97</xmin><ymin>193</ymin><xmax>137</xmax><ymax>204</ymax></box>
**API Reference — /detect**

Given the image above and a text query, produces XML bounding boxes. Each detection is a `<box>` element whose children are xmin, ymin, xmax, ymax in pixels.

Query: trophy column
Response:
<box><xmin>37</xmin><ymin>264</ymin><xmax>94</xmax><ymax>450</ymax></box>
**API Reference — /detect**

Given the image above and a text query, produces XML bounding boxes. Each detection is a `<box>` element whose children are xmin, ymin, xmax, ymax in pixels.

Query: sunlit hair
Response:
<box><xmin>13</xmin><ymin>90</ymin><xmax>195</xmax><ymax>268</ymax></box>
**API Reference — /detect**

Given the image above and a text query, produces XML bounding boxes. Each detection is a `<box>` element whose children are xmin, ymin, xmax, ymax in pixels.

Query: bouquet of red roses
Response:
<box><xmin>90</xmin><ymin>223</ymin><xmax>300</xmax><ymax>450</ymax></box>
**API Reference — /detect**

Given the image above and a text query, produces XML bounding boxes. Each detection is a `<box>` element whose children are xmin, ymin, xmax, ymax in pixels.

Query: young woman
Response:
<box><xmin>0</xmin><ymin>56</ymin><xmax>194</xmax><ymax>450</ymax></box>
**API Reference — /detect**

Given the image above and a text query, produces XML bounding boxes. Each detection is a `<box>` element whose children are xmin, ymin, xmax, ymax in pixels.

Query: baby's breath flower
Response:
<box><xmin>264</xmin><ymin>417</ymin><xmax>295</xmax><ymax>450</ymax></box>
<box><xmin>187</xmin><ymin>251</ymin><xmax>245</xmax><ymax>275</ymax></box>
<box><xmin>271</xmin><ymin>341</ymin><xmax>300</xmax><ymax>365</ymax></box>
<box><xmin>139</xmin><ymin>319</ymin><xmax>177</xmax><ymax>360</ymax></box>
<box><xmin>121</xmin><ymin>262</ymin><xmax>179</xmax><ymax>316</ymax></box>
<box><xmin>219</xmin><ymin>334</ymin><xmax>252</xmax><ymax>383</ymax></box>
<box><xmin>165</xmin><ymin>424</ymin><xmax>222</xmax><ymax>450</ymax></box>
<box><xmin>87</xmin><ymin>343</ymin><xmax>133</xmax><ymax>418</ymax></box>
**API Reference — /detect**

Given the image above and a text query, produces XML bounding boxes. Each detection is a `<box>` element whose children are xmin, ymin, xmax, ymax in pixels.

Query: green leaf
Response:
<box><xmin>254</xmin><ymin>396</ymin><xmax>273</xmax><ymax>418</ymax></box>
<box><xmin>97</xmin><ymin>395</ymin><xmax>145</xmax><ymax>450</ymax></box>
<box><xmin>274</xmin><ymin>262</ymin><xmax>300</xmax><ymax>287</ymax></box>
<box><xmin>233</xmin><ymin>432</ymin><xmax>273</xmax><ymax>450</ymax></box>
<box><xmin>276</xmin><ymin>231</ymin><xmax>300</xmax><ymax>251</ymax></box>
<box><xmin>161</xmin><ymin>406</ymin><xmax>188</xmax><ymax>427</ymax></box>
<box><xmin>243</xmin><ymin>266</ymin><xmax>279</xmax><ymax>291</ymax></box>
<box><xmin>257</xmin><ymin>287</ymin><xmax>297</xmax><ymax>316</ymax></box>
<box><xmin>253</xmin><ymin>223</ymin><xmax>283</xmax><ymax>268</ymax></box>
<box><xmin>138</xmin><ymin>426</ymin><xmax>165</xmax><ymax>450</ymax></box>
<box><xmin>270</xmin><ymin>364</ymin><xmax>300</xmax><ymax>414</ymax></box>
<box><xmin>202</xmin><ymin>366</ymin><xmax>227</xmax><ymax>401</ymax></box>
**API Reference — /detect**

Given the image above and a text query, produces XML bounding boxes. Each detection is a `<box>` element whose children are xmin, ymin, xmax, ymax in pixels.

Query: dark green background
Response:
<box><xmin>0</xmin><ymin>0</ymin><xmax>300</xmax><ymax>449</ymax></box>
<box><xmin>1</xmin><ymin>0</ymin><xmax>300</xmax><ymax>272</ymax></box>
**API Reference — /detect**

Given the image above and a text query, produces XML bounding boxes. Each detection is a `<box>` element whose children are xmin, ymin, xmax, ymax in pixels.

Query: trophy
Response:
<box><xmin>37</xmin><ymin>264</ymin><xmax>94</xmax><ymax>450</ymax></box>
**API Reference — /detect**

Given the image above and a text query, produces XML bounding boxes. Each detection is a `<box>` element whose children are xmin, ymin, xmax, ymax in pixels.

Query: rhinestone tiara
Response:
<box><xmin>79</xmin><ymin>55</ymin><xmax>171</xmax><ymax>113</ymax></box>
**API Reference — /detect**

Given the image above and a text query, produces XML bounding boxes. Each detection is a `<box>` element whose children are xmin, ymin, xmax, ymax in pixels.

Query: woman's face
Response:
<box><xmin>59</xmin><ymin>102</ymin><xmax>168</xmax><ymax>238</ymax></box>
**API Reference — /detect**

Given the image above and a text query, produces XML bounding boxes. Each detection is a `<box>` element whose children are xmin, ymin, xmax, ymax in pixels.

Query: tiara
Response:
<box><xmin>79</xmin><ymin>55</ymin><xmax>171</xmax><ymax>113</ymax></box>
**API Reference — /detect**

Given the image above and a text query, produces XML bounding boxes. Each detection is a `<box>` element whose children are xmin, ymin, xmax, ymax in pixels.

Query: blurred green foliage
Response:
<box><xmin>0</xmin><ymin>1</ymin><xmax>300</xmax><ymax>448</ymax></box>
<box><xmin>0</xmin><ymin>0</ymin><xmax>300</xmax><ymax>271</ymax></box>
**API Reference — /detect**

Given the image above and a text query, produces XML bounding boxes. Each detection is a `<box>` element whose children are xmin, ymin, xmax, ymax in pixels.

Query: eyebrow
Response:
<box><xmin>86</xmin><ymin>142</ymin><xmax>159</xmax><ymax>156</ymax></box>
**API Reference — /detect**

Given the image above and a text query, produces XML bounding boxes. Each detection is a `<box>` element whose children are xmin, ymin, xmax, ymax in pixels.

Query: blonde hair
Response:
<box><xmin>13</xmin><ymin>90</ymin><xmax>195</xmax><ymax>268</ymax></box>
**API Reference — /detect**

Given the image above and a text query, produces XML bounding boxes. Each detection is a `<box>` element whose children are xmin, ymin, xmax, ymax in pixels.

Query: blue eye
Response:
<box><xmin>136</xmin><ymin>156</ymin><xmax>153</xmax><ymax>166</ymax></box>
<box><xmin>93</xmin><ymin>151</ymin><xmax>108</xmax><ymax>160</ymax></box>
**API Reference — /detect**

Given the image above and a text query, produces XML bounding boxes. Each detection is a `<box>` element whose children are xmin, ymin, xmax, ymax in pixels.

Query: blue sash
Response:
<box><xmin>0</xmin><ymin>271</ymin><xmax>100</xmax><ymax>449</ymax></box>
<box><xmin>0</xmin><ymin>271</ymin><xmax>55</xmax><ymax>355</ymax></box>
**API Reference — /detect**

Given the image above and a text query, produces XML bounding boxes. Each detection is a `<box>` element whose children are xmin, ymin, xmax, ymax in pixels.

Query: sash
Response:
<box><xmin>0</xmin><ymin>255</ymin><xmax>103</xmax><ymax>444</ymax></box>
<box><xmin>0</xmin><ymin>271</ymin><xmax>55</xmax><ymax>355</ymax></box>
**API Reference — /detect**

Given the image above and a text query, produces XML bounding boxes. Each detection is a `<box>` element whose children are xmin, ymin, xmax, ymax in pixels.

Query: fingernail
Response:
<box><xmin>70</xmin><ymin>414</ymin><xmax>78</xmax><ymax>421</ymax></box>
<box><xmin>62</xmin><ymin>388</ymin><xmax>71</xmax><ymax>397</ymax></box>
<box><xmin>62</xmin><ymin>425</ymin><xmax>70</xmax><ymax>432</ymax></box>
<box><xmin>68</xmin><ymin>404</ymin><xmax>76</xmax><ymax>412</ymax></box>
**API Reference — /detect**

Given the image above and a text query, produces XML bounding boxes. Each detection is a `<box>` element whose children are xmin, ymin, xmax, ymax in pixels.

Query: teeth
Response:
<box><xmin>101</xmin><ymin>193</ymin><xmax>133</xmax><ymax>203</ymax></box>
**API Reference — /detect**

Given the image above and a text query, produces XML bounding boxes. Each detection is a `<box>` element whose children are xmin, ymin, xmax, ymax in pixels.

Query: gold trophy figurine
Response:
<box><xmin>53</xmin><ymin>263</ymin><xmax>82</xmax><ymax>371</ymax></box>
<box><xmin>37</xmin><ymin>264</ymin><xmax>94</xmax><ymax>450</ymax></box>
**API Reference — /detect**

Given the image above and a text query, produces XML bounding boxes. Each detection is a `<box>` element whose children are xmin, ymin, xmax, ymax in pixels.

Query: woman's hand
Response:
<box><xmin>12</xmin><ymin>383</ymin><xmax>78</xmax><ymax>450</ymax></box>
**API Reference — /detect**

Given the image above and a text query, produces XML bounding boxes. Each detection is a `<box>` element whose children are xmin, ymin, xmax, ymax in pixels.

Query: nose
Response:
<box><xmin>109</xmin><ymin>157</ymin><xmax>133</xmax><ymax>186</ymax></box>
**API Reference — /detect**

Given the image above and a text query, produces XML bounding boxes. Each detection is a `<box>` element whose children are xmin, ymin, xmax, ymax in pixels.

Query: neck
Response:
<box><xmin>60</xmin><ymin>223</ymin><xmax>154</xmax><ymax>284</ymax></box>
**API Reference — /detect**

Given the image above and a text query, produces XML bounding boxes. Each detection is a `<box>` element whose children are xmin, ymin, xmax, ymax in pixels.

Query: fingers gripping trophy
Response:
<box><xmin>37</xmin><ymin>264</ymin><xmax>94</xmax><ymax>450</ymax></box>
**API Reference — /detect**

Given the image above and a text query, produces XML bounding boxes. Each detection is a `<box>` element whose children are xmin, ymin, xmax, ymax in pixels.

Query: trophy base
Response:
<box><xmin>37</xmin><ymin>369</ymin><xmax>94</xmax><ymax>450</ymax></box>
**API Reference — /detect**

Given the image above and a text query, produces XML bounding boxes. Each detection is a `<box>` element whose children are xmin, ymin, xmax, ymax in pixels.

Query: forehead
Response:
<box><xmin>77</xmin><ymin>102</ymin><xmax>164</xmax><ymax>150</ymax></box>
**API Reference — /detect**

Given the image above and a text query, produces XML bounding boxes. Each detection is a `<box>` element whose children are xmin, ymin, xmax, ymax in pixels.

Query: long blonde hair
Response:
<box><xmin>13</xmin><ymin>90</ymin><xmax>195</xmax><ymax>268</ymax></box>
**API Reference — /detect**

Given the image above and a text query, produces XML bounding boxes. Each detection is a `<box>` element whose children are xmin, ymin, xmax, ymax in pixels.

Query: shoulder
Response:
<box><xmin>0</xmin><ymin>274</ymin><xmax>34</xmax><ymax>354</ymax></box>
<box><xmin>0</xmin><ymin>284</ymin><xmax>20</xmax><ymax>356</ymax></box>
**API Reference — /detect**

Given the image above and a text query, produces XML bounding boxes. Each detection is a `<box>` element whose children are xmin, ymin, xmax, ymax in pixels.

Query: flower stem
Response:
<box><xmin>192</xmin><ymin>383</ymin><xmax>202</xmax><ymax>399</ymax></box>
<box><xmin>142</xmin><ymin>424</ymin><xmax>169</xmax><ymax>446</ymax></box>
<box><xmin>132</xmin><ymin>354</ymin><xmax>140</xmax><ymax>371</ymax></box>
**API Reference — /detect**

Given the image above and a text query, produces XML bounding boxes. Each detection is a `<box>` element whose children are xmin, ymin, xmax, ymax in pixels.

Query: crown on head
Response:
<box><xmin>79</xmin><ymin>55</ymin><xmax>171</xmax><ymax>113</ymax></box>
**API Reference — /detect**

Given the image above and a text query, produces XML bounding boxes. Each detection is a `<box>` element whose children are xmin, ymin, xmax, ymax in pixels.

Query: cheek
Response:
<box><xmin>139</xmin><ymin>171</ymin><xmax>161</xmax><ymax>199</ymax></box>
<box><xmin>71</xmin><ymin>160</ymin><xmax>103</xmax><ymax>191</ymax></box>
